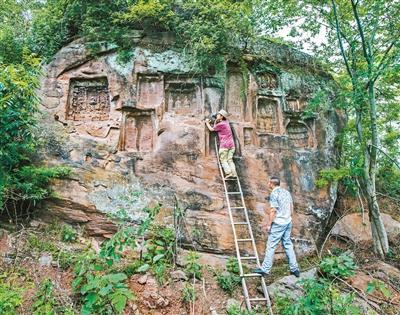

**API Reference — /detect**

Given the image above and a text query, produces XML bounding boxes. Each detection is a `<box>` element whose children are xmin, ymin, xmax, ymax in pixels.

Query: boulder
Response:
<box><xmin>331</xmin><ymin>213</ymin><xmax>400</xmax><ymax>243</ymax></box>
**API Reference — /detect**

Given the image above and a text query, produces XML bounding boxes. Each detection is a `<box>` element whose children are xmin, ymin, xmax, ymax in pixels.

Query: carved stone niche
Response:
<box><xmin>256</xmin><ymin>72</ymin><xmax>278</xmax><ymax>90</ymax></box>
<box><xmin>256</xmin><ymin>97</ymin><xmax>280</xmax><ymax>134</ymax></box>
<box><xmin>225</xmin><ymin>69</ymin><xmax>245</xmax><ymax>118</ymax></box>
<box><xmin>137</xmin><ymin>74</ymin><xmax>164</xmax><ymax>109</ymax></box>
<box><xmin>286</xmin><ymin>98</ymin><xmax>307</xmax><ymax>112</ymax></box>
<box><xmin>243</xmin><ymin>127</ymin><xmax>254</xmax><ymax>147</ymax></box>
<box><xmin>165</xmin><ymin>78</ymin><xmax>199</xmax><ymax>115</ymax></box>
<box><xmin>122</xmin><ymin>111</ymin><xmax>153</xmax><ymax>152</ymax></box>
<box><xmin>286</xmin><ymin>120</ymin><xmax>310</xmax><ymax>148</ymax></box>
<box><xmin>66</xmin><ymin>78</ymin><xmax>110</xmax><ymax>121</ymax></box>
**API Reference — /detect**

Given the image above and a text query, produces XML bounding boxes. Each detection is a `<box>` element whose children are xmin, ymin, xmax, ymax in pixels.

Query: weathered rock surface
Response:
<box><xmin>38</xmin><ymin>33</ymin><xmax>343</xmax><ymax>258</ymax></box>
<box><xmin>267</xmin><ymin>268</ymin><xmax>317</xmax><ymax>300</ymax></box>
<box><xmin>331</xmin><ymin>213</ymin><xmax>400</xmax><ymax>243</ymax></box>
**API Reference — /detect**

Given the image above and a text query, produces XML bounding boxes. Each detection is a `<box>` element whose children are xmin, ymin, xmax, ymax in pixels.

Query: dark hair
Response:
<box><xmin>270</xmin><ymin>176</ymin><xmax>280</xmax><ymax>186</ymax></box>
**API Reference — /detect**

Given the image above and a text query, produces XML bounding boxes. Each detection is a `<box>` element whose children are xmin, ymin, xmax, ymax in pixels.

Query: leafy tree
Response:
<box><xmin>259</xmin><ymin>0</ymin><xmax>400</xmax><ymax>257</ymax></box>
<box><xmin>0</xmin><ymin>1</ymin><xmax>70</xmax><ymax>221</ymax></box>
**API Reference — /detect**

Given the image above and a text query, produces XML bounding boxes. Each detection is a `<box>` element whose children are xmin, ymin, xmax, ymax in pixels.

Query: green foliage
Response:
<box><xmin>216</xmin><ymin>272</ymin><xmax>241</xmax><ymax>296</ymax></box>
<box><xmin>72</xmin><ymin>252</ymin><xmax>134</xmax><ymax>315</ymax></box>
<box><xmin>226</xmin><ymin>303</ymin><xmax>259</xmax><ymax>315</ymax></box>
<box><xmin>274</xmin><ymin>278</ymin><xmax>361</xmax><ymax>315</ymax></box>
<box><xmin>61</xmin><ymin>224</ymin><xmax>78</xmax><ymax>243</ymax></box>
<box><xmin>0</xmin><ymin>51</ymin><xmax>71</xmax><ymax>219</ymax></box>
<box><xmin>141</xmin><ymin>224</ymin><xmax>175</xmax><ymax>284</ymax></box>
<box><xmin>226</xmin><ymin>257</ymin><xmax>240</xmax><ymax>275</ymax></box>
<box><xmin>100</xmin><ymin>226</ymin><xmax>137</xmax><ymax>266</ymax></box>
<box><xmin>184</xmin><ymin>251</ymin><xmax>202</xmax><ymax>280</ymax></box>
<box><xmin>117</xmin><ymin>0</ymin><xmax>175</xmax><ymax>31</ymax></box>
<box><xmin>0</xmin><ymin>280</ymin><xmax>24</xmax><ymax>314</ymax></box>
<box><xmin>31</xmin><ymin>278</ymin><xmax>75</xmax><ymax>315</ymax></box>
<box><xmin>366</xmin><ymin>280</ymin><xmax>392</xmax><ymax>299</ymax></box>
<box><xmin>216</xmin><ymin>257</ymin><xmax>242</xmax><ymax>295</ymax></box>
<box><xmin>315</xmin><ymin>168</ymin><xmax>350</xmax><ymax>188</ymax></box>
<box><xmin>181</xmin><ymin>283</ymin><xmax>196</xmax><ymax>304</ymax></box>
<box><xmin>319</xmin><ymin>253</ymin><xmax>357</xmax><ymax>279</ymax></box>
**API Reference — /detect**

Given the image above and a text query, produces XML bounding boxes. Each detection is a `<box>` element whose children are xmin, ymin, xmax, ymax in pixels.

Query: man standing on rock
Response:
<box><xmin>205</xmin><ymin>109</ymin><xmax>237</xmax><ymax>179</ymax></box>
<box><xmin>254</xmin><ymin>176</ymin><xmax>300</xmax><ymax>277</ymax></box>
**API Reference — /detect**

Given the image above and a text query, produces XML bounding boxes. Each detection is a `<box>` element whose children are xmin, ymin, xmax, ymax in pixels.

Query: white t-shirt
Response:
<box><xmin>269</xmin><ymin>186</ymin><xmax>293</xmax><ymax>225</ymax></box>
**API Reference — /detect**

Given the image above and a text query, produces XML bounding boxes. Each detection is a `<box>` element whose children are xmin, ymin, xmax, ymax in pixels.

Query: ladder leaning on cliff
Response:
<box><xmin>214</xmin><ymin>138</ymin><xmax>273</xmax><ymax>314</ymax></box>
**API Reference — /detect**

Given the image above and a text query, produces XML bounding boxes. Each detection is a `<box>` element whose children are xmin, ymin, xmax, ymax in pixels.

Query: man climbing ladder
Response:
<box><xmin>206</xmin><ymin>110</ymin><xmax>273</xmax><ymax>314</ymax></box>
<box><xmin>205</xmin><ymin>109</ymin><xmax>237</xmax><ymax>178</ymax></box>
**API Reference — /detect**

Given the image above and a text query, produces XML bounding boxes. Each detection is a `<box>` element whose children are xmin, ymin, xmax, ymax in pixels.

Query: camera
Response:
<box><xmin>211</xmin><ymin>112</ymin><xmax>217</xmax><ymax>119</ymax></box>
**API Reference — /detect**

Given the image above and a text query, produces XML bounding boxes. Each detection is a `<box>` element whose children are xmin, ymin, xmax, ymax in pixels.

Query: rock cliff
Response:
<box><xmin>38</xmin><ymin>32</ymin><xmax>343</xmax><ymax>258</ymax></box>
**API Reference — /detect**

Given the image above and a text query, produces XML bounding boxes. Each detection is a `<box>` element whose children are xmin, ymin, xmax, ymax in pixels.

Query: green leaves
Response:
<box><xmin>366</xmin><ymin>280</ymin><xmax>392</xmax><ymax>298</ymax></box>
<box><xmin>319</xmin><ymin>253</ymin><xmax>357</xmax><ymax>279</ymax></box>
<box><xmin>184</xmin><ymin>251</ymin><xmax>202</xmax><ymax>280</ymax></box>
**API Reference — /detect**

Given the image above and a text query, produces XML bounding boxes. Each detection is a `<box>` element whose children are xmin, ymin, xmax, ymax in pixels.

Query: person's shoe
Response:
<box><xmin>253</xmin><ymin>268</ymin><xmax>269</xmax><ymax>276</ymax></box>
<box><xmin>290</xmin><ymin>269</ymin><xmax>300</xmax><ymax>278</ymax></box>
<box><xmin>225</xmin><ymin>174</ymin><xmax>233</xmax><ymax>179</ymax></box>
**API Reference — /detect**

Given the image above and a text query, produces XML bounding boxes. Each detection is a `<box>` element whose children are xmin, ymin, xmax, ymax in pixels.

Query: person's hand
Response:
<box><xmin>205</xmin><ymin>118</ymin><xmax>211</xmax><ymax>123</ymax></box>
<box><xmin>266</xmin><ymin>225</ymin><xmax>271</xmax><ymax>233</ymax></box>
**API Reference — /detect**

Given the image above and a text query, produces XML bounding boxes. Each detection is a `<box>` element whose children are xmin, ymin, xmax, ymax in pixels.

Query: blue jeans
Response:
<box><xmin>261</xmin><ymin>222</ymin><xmax>298</xmax><ymax>273</ymax></box>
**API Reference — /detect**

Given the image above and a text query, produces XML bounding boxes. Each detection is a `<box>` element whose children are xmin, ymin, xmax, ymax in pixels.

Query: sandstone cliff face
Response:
<box><xmin>38</xmin><ymin>33</ymin><xmax>342</xmax><ymax>257</ymax></box>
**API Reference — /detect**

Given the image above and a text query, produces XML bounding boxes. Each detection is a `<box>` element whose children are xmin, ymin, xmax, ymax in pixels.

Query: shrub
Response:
<box><xmin>181</xmin><ymin>283</ymin><xmax>196</xmax><ymax>304</ymax></box>
<box><xmin>274</xmin><ymin>278</ymin><xmax>361</xmax><ymax>315</ymax></box>
<box><xmin>31</xmin><ymin>278</ymin><xmax>75</xmax><ymax>315</ymax></box>
<box><xmin>61</xmin><ymin>224</ymin><xmax>77</xmax><ymax>242</ymax></box>
<box><xmin>226</xmin><ymin>257</ymin><xmax>240</xmax><ymax>275</ymax></box>
<box><xmin>0</xmin><ymin>281</ymin><xmax>24</xmax><ymax>314</ymax></box>
<box><xmin>216</xmin><ymin>271</ymin><xmax>241</xmax><ymax>296</ymax></box>
<box><xmin>72</xmin><ymin>252</ymin><xmax>134</xmax><ymax>315</ymax></box>
<box><xmin>184</xmin><ymin>251</ymin><xmax>202</xmax><ymax>280</ymax></box>
<box><xmin>319</xmin><ymin>253</ymin><xmax>357</xmax><ymax>279</ymax></box>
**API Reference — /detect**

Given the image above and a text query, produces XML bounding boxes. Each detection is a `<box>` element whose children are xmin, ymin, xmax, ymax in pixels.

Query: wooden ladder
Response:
<box><xmin>215</xmin><ymin>140</ymin><xmax>273</xmax><ymax>314</ymax></box>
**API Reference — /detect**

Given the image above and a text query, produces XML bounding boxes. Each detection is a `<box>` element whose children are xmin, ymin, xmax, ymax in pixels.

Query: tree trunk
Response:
<box><xmin>364</xmin><ymin>81</ymin><xmax>389</xmax><ymax>257</ymax></box>
<box><xmin>363</xmin><ymin>172</ymin><xmax>389</xmax><ymax>258</ymax></box>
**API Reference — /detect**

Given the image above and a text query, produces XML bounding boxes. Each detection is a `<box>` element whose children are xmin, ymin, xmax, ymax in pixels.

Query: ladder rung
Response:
<box><xmin>227</xmin><ymin>192</ymin><xmax>241</xmax><ymax>194</ymax></box>
<box><xmin>242</xmin><ymin>273</ymin><xmax>263</xmax><ymax>277</ymax></box>
<box><xmin>240</xmin><ymin>256</ymin><xmax>257</xmax><ymax>260</ymax></box>
<box><xmin>237</xmin><ymin>238</ymin><xmax>252</xmax><ymax>242</ymax></box>
<box><xmin>249</xmin><ymin>297</ymin><xmax>268</xmax><ymax>302</ymax></box>
<box><xmin>233</xmin><ymin>222</ymin><xmax>248</xmax><ymax>225</ymax></box>
<box><xmin>230</xmin><ymin>206</ymin><xmax>244</xmax><ymax>209</ymax></box>
<box><xmin>224</xmin><ymin>178</ymin><xmax>237</xmax><ymax>181</ymax></box>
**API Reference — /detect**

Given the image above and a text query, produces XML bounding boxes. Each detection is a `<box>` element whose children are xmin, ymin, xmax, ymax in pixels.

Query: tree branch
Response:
<box><xmin>371</xmin><ymin>41</ymin><xmax>397</xmax><ymax>85</ymax></box>
<box><xmin>331</xmin><ymin>0</ymin><xmax>353</xmax><ymax>79</ymax></box>
<box><xmin>350</xmin><ymin>0</ymin><xmax>371</xmax><ymax>66</ymax></box>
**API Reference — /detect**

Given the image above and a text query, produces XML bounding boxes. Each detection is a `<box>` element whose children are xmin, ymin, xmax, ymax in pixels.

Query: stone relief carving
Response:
<box><xmin>243</xmin><ymin>127</ymin><xmax>254</xmax><ymax>146</ymax></box>
<box><xmin>286</xmin><ymin>120</ymin><xmax>309</xmax><ymax>148</ymax></box>
<box><xmin>256</xmin><ymin>72</ymin><xmax>278</xmax><ymax>90</ymax></box>
<box><xmin>256</xmin><ymin>97</ymin><xmax>279</xmax><ymax>133</ymax></box>
<box><xmin>137</xmin><ymin>75</ymin><xmax>164</xmax><ymax>109</ymax></box>
<box><xmin>165</xmin><ymin>79</ymin><xmax>199</xmax><ymax>114</ymax></box>
<box><xmin>123</xmin><ymin>113</ymin><xmax>153</xmax><ymax>152</ymax></box>
<box><xmin>225</xmin><ymin>70</ymin><xmax>245</xmax><ymax>116</ymax></box>
<box><xmin>66</xmin><ymin>78</ymin><xmax>110</xmax><ymax>121</ymax></box>
<box><xmin>286</xmin><ymin>98</ymin><xmax>307</xmax><ymax>112</ymax></box>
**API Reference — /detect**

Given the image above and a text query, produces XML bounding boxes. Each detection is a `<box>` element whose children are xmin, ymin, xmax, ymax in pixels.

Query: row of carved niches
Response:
<box><xmin>165</xmin><ymin>77</ymin><xmax>201</xmax><ymax>115</ymax></box>
<box><xmin>122</xmin><ymin>111</ymin><xmax>153</xmax><ymax>152</ymax></box>
<box><xmin>66</xmin><ymin>78</ymin><xmax>110</xmax><ymax>121</ymax></box>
